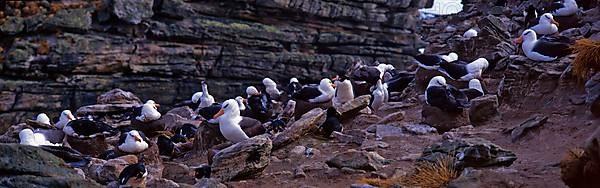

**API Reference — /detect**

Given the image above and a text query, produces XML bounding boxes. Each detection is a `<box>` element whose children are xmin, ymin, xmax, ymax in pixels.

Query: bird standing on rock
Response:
<box><xmin>136</xmin><ymin>100</ymin><xmax>161</xmax><ymax>122</ymax></box>
<box><xmin>198</xmin><ymin>81</ymin><xmax>215</xmax><ymax>109</ymax></box>
<box><xmin>371</xmin><ymin>79</ymin><xmax>388</xmax><ymax>112</ymax></box>
<box><xmin>118</xmin><ymin>162</ymin><xmax>148</xmax><ymax>187</ymax></box>
<box><xmin>292</xmin><ymin>78</ymin><xmax>336</xmax><ymax>103</ymax></box>
<box><xmin>319</xmin><ymin>107</ymin><xmax>343</xmax><ymax>138</ymax></box>
<box><xmin>263</xmin><ymin>77</ymin><xmax>283</xmax><ymax>100</ymax></box>
<box><xmin>332</xmin><ymin>76</ymin><xmax>354</xmax><ymax>106</ymax></box>
<box><xmin>425</xmin><ymin>76</ymin><xmax>470</xmax><ymax>114</ymax></box>
<box><xmin>213</xmin><ymin>99</ymin><xmax>249</xmax><ymax>143</ymax></box>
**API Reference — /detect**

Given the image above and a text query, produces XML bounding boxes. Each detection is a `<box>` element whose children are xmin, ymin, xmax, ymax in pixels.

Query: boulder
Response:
<box><xmin>447</xmin><ymin>168</ymin><xmax>523</xmax><ymax>188</ymax></box>
<box><xmin>211</xmin><ymin>135</ymin><xmax>272</xmax><ymax>182</ymax></box>
<box><xmin>376</xmin><ymin>111</ymin><xmax>405</xmax><ymax>125</ymax></box>
<box><xmin>85</xmin><ymin>157</ymin><xmax>133</xmax><ymax>184</ymax></box>
<box><xmin>146</xmin><ymin>178</ymin><xmax>180</xmax><ymax>188</ymax></box>
<box><xmin>468</xmin><ymin>95</ymin><xmax>500</xmax><ymax>126</ymax></box>
<box><xmin>422</xmin><ymin>104</ymin><xmax>470</xmax><ymax>133</ymax></box>
<box><xmin>419</xmin><ymin>138</ymin><xmax>517</xmax><ymax>168</ymax></box>
<box><xmin>506</xmin><ymin>115</ymin><xmax>548</xmax><ymax>142</ymax></box>
<box><xmin>97</xmin><ymin>89</ymin><xmax>142</xmax><ymax>105</ymax></box>
<box><xmin>137</xmin><ymin>141</ymin><xmax>164</xmax><ymax>179</ymax></box>
<box><xmin>163</xmin><ymin>162</ymin><xmax>196</xmax><ymax>184</ymax></box>
<box><xmin>67</xmin><ymin>135</ymin><xmax>110</xmax><ymax>157</ymax></box>
<box><xmin>337</xmin><ymin>95</ymin><xmax>371</xmax><ymax>121</ymax></box>
<box><xmin>333</xmin><ymin>131</ymin><xmax>365</xmax><ymax>145</ymax></box>
<box><xmin>0</xmin><ymin>17</ymin><xmax>24</xmax><ymax>35</ymax></box>
<box><xmin>360</xmin><ymin>140</ymin><xmax>390</xmax><ymax>151</ymax></box>
<box><xmin>76</xmin><ymin>103</ymin><xmax>138</xmax><ymax>116</ymax></box>
<box><xmin>158</xmin><ymin>0</ymin><xmax>196</xmax><ymax>19</ymax></box>
<box><xmin>112</xmin><ymin>0</ymin><xmax>154</xmax><ymax>24</ymax></box>
<box><xmin>272</xmin><ymin>108</ymin><xmax>326</xmax><ymax>149</ymax></box>
<box><xmin>347</xmin><ymin>114</ymin><xmax>381</xmax><ymax>130</ymax></box>
<box><xmin>593</xmin><ymin>97</ymin><xmax>600</xmax><ymax>117</ymax></box>
<box><xmin>326</xmin><ymin>150</ymin><xmax>388</xmax><ymax>171</ymax></box>
<box><xmin>0</xmin><ymin>144</ymin><xmax>101</xmax><ymax>187</ymax></box>
<box><xmin>193</xmin><ymin>178</ymin><xmax>227</xmax><ymax>188</ymax></box>
<box><xmin>44</xmin><ymin>8</ymin><xmax>93</xmax><ymax>31</ymax></box>
<box><xmin>166</xmin><ymin>106</ymin><xmax>196</xmax><ymax>120</ymax></box>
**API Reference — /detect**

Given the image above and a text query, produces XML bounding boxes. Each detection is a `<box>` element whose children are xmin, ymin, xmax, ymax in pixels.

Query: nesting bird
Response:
<box><xmin>292</xmin><ymin>78</ymin><xmax>335</xmax><ymax>103</ymax></box>
<box><xmin>425</xmin><ymin>76</ymin><xmax>470</xmax><ymax>114</ymax></box>
<box><xmin>55</xmin><ymin>110</ymin><xmax>75</xmax><ymax>129</ymax></box>
<box><xmin>530</xmin><ymin>13</ymin><xmax>560</xmax><ymax>35</ymax></box>
<box><xmin>19</xmin><ymin>129</ymin><xmax>61</xmax><ymax>146</ymax></box>
<box><xmin>117</xmin><ymin>130</ymin><xmax>150</xmax><ymax>154</ymax></box>
<box><xmin>461</xmin><ymin>79</ymin><xmax>485</xmax><ymax>101</ymax></box>
<box><xmin>438</xmin><ymin>58</ymin><xmax>489</xmax><ymax>81</ymax></box>
<box><xmin>63</xmin><ymin>118</ymin><xmax>117</xmax><ymax>138</ymax></box>
<box><xmin>136</xmin><ymin>100</ymin><xmax>161</xmax><ymax>122</ymax></box>
<box><xmin>235</xmin><ymin>96</ymin><xmax>247</xmax><ymax>111</ymax></box>
<box><xmin>515</xmin><ymin>29</ymin><xmax>572</xmax><ymax>61</ymax></box>
<box><xmin>414</xmin><ymin>52</ymin><xmax>458</xmax><ymax>70</ymax></box>
<box><xmin>213</xmin><ymin>99</ymin><xmax>249</xmax><ymax>143</ymax></box>
<box><xmin>550</xmin><ymin>0</ymin><xmax>579</xmax><ymax>16</ymax></box>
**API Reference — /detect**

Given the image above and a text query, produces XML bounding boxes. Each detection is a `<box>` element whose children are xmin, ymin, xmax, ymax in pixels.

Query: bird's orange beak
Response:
<box><xmin>154</xmin><ymin>104</ymin><xmax>160</xmax><ymax>109</ymax></box>
<box><xmin>514</xmin><ymin>36</ymin><xmax>523</xmax><ymax>44</ymax></box>
<box><xmin>134</xmin><ymin>135</ymin><xmax>142</xmax><ymax>142</ymax></box>
<box><xmin>552</xmin><ymin>19</ymin><xmax>560</xmax><ymax>27</ymax></box>
<box><xmin>213</xmin><ymin>108</ymin><xmax>225</xmax><ymax>119</ymax></box>
<box><xmin>331</xmin><ymin>83</ymin><xmax>336</xmax><ymax>88</ymax></box>
<box><xmin>68</xmin><ymin>114</ymin><xmax>76</xmax><ymax>121</ymax></box>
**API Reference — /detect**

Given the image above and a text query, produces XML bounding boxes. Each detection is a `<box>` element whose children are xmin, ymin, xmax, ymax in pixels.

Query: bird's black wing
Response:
<box><xmin>534</xmin><ymin>36</ymin><xmax>572</xmax><ymax>57</ymax></box>
<box><xmin>351</xmin><ymin>66</ymin><xmax>381</xmax><ymax>85</ymax></box>
<box><xmin>118</xmin><ymin>164</ymin><xmax>137</xmax><ymax>185</ymax></box>
<box><xmin>447</xmin><ymin>85</ymin><xmax>470</xmax><ymax>108</ymax></box>
<box><xmin>415</xmin><ymin>54</ymin><xmax>446</xmax><ymax>66</ymax></box>
<box><xmin>138</xmin><ymin>131</ymin><xmax>151</xmax><ymax>144</ymax></box>
<box><xmin>439</xmin><ymin>61</ymin><xmax>468</xmax><ymax>80</ymax></box>
<box><xmin>118</xmin><ymin>132</ymin><xmax>127</xmax><ymax>145</ymax></box>
<box><xmin>461</xmin><ymin>89</ymin><xmax>484</xmax><ymax>101</ymax></box>
<box><xmin>197</xmin><ymin>104</ymin><xmax>221</xmax><ymax>120</ymax></box>
<box><xmin>385</xmin><ymin>73</ymin><xmax>415</xmax><ymax>93</ymax></box>
<box><xmin>291</xmin><ymin>86</ymin><xmax>321</xmax><ymax>101</ymax></box>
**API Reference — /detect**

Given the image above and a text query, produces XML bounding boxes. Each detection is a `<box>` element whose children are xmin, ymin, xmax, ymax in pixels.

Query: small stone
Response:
<box><xmin>375</xmin><ymin>124</ymin><xmax>404</xmax><ymax>138</ymax></box>
<box><xmin>146</xmin><ymin>178</ymin><xmax>179</xmax><ymax>188</ymax></box>
<box><xmin>569</xmin><ymin>95</ymin><xmax>586</xmax><ymax>105</ymax></box>
<box><xmin>112</xmin><ymin>0</ymin><xmax>154</xmax><ymax>24</ymax></box>
<box><xmin>376</xmin><ymin>111</ymin><xmax>405</xmax><ymax>125</ymax></box>
<box><xmin>192</xmin><ymin>178</ymin><xmax>226</xmax><ymax>188</ymax></box>
<box><xmin>341</xmin><ymin>167</ymin><xmax>366</xmax><ymax>174</ymax></box>
<box><xmin>293</xmin><ymin>168</ymin><xmax>307</xmax><ymax>178</ymax></box>
<box><xmin>351</xmin><ymin>184</ymin><xmax>378</xmax><ymax>188</ymax></box>
<box><xmin>403</xmin><ymin>124</ymin><xmax>437</xmax><ymax>135</ymax></box>
<box><xmin>326</xmin><ymin>151</ymin><xmax>387</xmax><ymax>171</ymax></box>
<box><xmin>290</xmin><ymin>146</ymin><xmax>306</xmax><ymax>156</ymax></box>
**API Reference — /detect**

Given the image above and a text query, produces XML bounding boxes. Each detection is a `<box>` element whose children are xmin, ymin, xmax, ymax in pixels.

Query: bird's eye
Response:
<box><xmin>223</xmin><ymin>104</ymin><xmax>229</xmax><ymax>109</ymax></box>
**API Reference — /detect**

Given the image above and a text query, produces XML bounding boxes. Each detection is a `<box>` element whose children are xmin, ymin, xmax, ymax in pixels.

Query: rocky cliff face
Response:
<box><xmin>0</xmin><ymin>0</ymin><xmax>432</xmax><ymax>125</ymax></box>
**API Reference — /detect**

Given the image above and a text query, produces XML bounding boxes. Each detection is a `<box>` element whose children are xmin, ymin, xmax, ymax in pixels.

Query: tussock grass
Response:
<box><xmin>572</xmin><ymin>39</ymin><xmax>600</xmax><ymax>81</ymax></box>
<box><xmin>358</xmin><ymin>155</ymin><xmax>459</xmax><ymax>188</ymax></box>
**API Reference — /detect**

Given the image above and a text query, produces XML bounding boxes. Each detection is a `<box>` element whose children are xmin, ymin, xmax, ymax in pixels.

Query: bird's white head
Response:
<box><xmin>213</xmin><ymin>99</ymin><xmax>240</xmax><ymax>119</ymax></box>
<box><xmin>235</xmin><ymin>96</ymin><xmax>246</xmax><ymax>110</ymax></box>
<box><xmin>36</xmin><ymin>113</ymin><xmax>51</xmax><ymax>125</ymax></box>
<box><xmin>290</xmin><ymin>78</ymin><xmax>300</xmax><ymax>84</ymax></box>
<box><xmin>428</xmin><ymin>76</ymin><xmax>447</xmax><ymax>88</ymax></box>
<box><xmin>263</xmin><ymin>78</ymin><xmax>277</xmax><ymax>87</ymax></box>
<box><xmin>191</xmin><ymin>92</ymin><xmax>203</xmax><ymax>103</ymax></box>
<box><xmin>540</xmin><ymin>13</ymin><xmax>559</xmax><ymax>26</ymax></box>
<box><xmin>472</xmin><ymin>58</ymin><xmax>489</xmax><ymax>71</ymax></box>
<box><xmin>448</xmin><ymin>52</ymin><xmax>459</xmax><ymax>61</ymax></box>
<box><xmin>469</xmin><ymin>79</ymin><xmax>484</xmax><ymax>93</ymax></box>
<box><xmin>145</xmin><ymin>100</ymin><xmax>160</xmax><ymax>109</ymax></box>
<box><xmin>516</xmin><ymin>29</ymin><xmax>537</xmax><ymax>45</ymax></box>
<box><xmin>127</xmin><ymin>130</ymin><xmax>144</xmax><ymax>143</ymax></box>
<box><xmin>246</xmin><ymin>86</ymin><xmax>260</xmax><ymax>97</ymax></box>
<box><xmin>319</xmin><ymin>78</ymin><xmax>335</xmax><ymax>92</ymax></box>
<box><xmin>60</xmin><ymin>110</ymin><xmax>76</xmax><ymax>121</ymax></box>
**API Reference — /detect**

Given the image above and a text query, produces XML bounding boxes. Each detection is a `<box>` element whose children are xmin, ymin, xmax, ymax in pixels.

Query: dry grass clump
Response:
<box><xmin>572</xmin><ymin>39</ymin><xmax>600</xmax><ymax>81</ymax></box>
<box><xmin>358</xmin><ymin>155</ymin><xmax>459</xmax><ymax>188</ymax></box>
